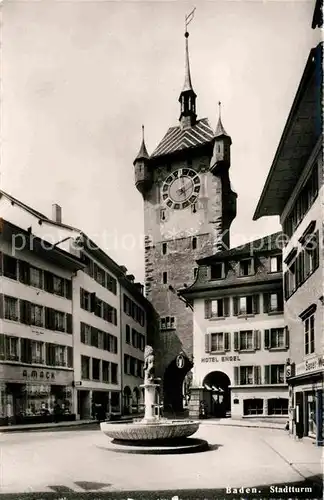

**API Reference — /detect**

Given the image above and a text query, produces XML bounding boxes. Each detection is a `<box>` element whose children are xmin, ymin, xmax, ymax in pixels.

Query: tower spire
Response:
<box><xmin>179</xmin><ymin>9</ymin><xmax>197</xmax><ymax>129</ymax></box>
<box><xmin>215</xmin><ymin>101</ymin><xmax>229</xmax><ymax>137</ymax></box>
<box><xmin>134</xmin><ymin>124</ymin><xmax>149</xmax><ymax>162</ymax></box>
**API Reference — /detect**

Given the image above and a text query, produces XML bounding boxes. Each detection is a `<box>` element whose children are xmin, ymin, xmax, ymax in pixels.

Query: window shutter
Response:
<box><xmin>0</xmin><ymin>252</ymin><xmax>2</xmax><ymax>275</ymax></box>
<box><xmin>285</xmin><ymin>326</ymin><xmax>289</xmax><ymax>349</ymax></box>
<box><xmin>278</xmin><ymin>290</ymin><xmax>284</xmax><ymax>312</ymax></box>
<box><xmin>224</xmin><ymin>332</ymin><xmax>230</xmax><ymax>351</ymax></box>
<box><xmin>233</xmin><ymin>297</ymin><xmax>238</xmax><ymax>316</ymax></box>
<box><xmin>253</xmin><ymin>295</ymin><xmax>260</xmax><ymax>314</ymax></box>
<box><xmin>264</xmin><ymin>329</ymin><xmax>270</xmax><ymax>349</ymax></box>
<box><xmin>264</xmin><ymin>365</ymin><xmax>270</xmax><ymax>384</ymax></box>
<box><xmin>46</xmin><ymin>343</ymin><xmax>50</xmax><ymax>365</ymax></box>
<box><xmin>20</xmin><ymin>300</ymin><xmax>31</xmax><ymax>325</ymax></box>
<box><xmin>45</xmin><ymin>308</ymin><xmax>54</xmax><ymax>330</ymax></box>
<box><xmin>90</xmin><ymin>292</ymin><xmax>97</xmax><ymax>313</ymax></box>
<box><xmin>204</xmin><ymin>300</ymin><xmax>211</xmax><ymax>319</ymax></box>
<box><xmin>234</xmin><ymin>366</ymin><xmax>239</xmax><ymax>385</ymax></box>
<box><xmin>19</xmin><ymin>261</ymin><xmax>30</xmax><ymax>285</ymax></box>
<box><xmin>66</xmin><ymin>313</ymin><xmax>73</xmax><ymax>334</ymax></box>
<box><xmin>284</xmin><ymin>272</ymin><xmax>289</xmax><ymax>300</ymax></box>
<box><xmin>65</xmin><ymin>280</ymin><xmax>72</xmax><ymax>300</ymax></box>
<box><xmin>205</xmin><ymin>334</ymin><xmax>211</xmax><ymax>353</ymax></box>
<box><xmin>256</xmin><ymin>366</ymin><xmax>261</xmax><ymax>385</ymax></box>
<box><xmin>314</xmin><ymin>230</ymin><xmax>319</xmax><ymax>269</ymax></box>
<box><xmin>80</xmin><ymin>322</ymin><xmax>85</xmax><ymax>343</ymax></box>
<box><xmin>223</xmin><ymin>297</ymin><xmax>230</xmax><ymax>317</ymax></box>
<box><xmin>0</xmin><ymin>334</ymin><xmax>4</xmax><ymax>359</ymax></box>
<box><xmin>234</xmin><ymin>331</ymin><xmax>239</xmax><ymax>351</ymax></box>
<box><xmin>253</xmin><ymin>366</ymin><xmax>260</xmax><ymax>385</ymax></box>
<box><xmin>67</xmin><ymin>346</ymin><xmax>73</xmax><ymax>368</ymax></box>
<box><xmin>254</xmin><ymin>330</ymin><xmax>261</xmax><ymax>350</ymax></box>
<box><xmin>0</xmin><ymin>294</ymin><xmax>3</xmax><ymax>319</ymax></box>
<box><xmin>44</xmin><ymin>271</ymin><xmax>54</xmax><ymax>293</ymax></box>
<box><xmin>263</xmin><ymin>293</ymin><xmax>269</xmax><ymax>313</ymax></box>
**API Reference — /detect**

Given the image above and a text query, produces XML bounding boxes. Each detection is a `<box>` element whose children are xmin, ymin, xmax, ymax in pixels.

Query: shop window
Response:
<box><xmin>111</xmin><ymin>392</ymin><xmax>120</xmax><ymax>411</ymax></box>
<box><xmin>81</xmin><ymin>355</ymin><xmax>90</xmax><ymax>379</ymax></box>
<box><xmin>243</xmin><ymin>399</ymin><xmax>263</xmax><ymax>416</ymax></box>
<box><xmin>270</xmin><ymin>255</ymin><xmax>282</xmax><ymax>273</ymax></box>
<box><xmin>30</xmin><ymin>304</ymin><xmax>44</xmax><ymax>328</ymax></box>
<box><xmin>92</xmin><ymin>358</ymin><xmax>101</xmax><ymax>381</ymax></box>
<box><xmin>102</xmin><ymin>361</ymin><xmax>110</xmax><ymax>382</ymax></box>
<box><xmin>30</xmin><ymin>266</ymin><xmax>43</xmax><ymax>288</ymax></box>
<box><xmin>4</xmin><ymin>296</ymin><xmax>18</xmax><ymax>321</ymax></box>
<box><xmin>111</xmin><ymin>363</ymin><xmax>118</xmax><ymax>384</ymax></box>
<box><xmin>268</xmin><ymin>398</ymin><xmax>288</xmax><ymax>415</ymax></box>
<box><xmin>3</xmin><ymin>255</ymin><xmax>18</xmax><ymax>280</ymax></box>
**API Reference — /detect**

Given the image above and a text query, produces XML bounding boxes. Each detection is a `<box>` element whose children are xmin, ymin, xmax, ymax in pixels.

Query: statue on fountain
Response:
<box><xmin>144</xmin><ymin>345</ymin><xmax>155</xmax><ymax>384</ymax></box>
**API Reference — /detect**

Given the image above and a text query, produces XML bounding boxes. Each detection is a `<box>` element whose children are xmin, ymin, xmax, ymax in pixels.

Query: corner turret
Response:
<box><xmin>210</xmin><ymin>102</ymin><xmax>232</xmax><ymax>174</ymax></box>
<box><xmin>134</xmin><ymin>125</ymin><xmax>152</xmax><ymax>196</ymax></box>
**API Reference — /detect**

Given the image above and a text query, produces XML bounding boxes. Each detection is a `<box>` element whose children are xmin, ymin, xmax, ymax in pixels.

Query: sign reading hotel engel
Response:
<box><xmin>201</xmin><ymin>355</ymin><xmax>241</xmax><ymax>363</ymax></box>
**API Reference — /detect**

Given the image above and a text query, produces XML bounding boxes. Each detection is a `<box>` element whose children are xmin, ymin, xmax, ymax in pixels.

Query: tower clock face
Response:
<box><xmin>162</xmin><ymin>168</ymin><xmax>201</xmax><ymax>210</ymax></box>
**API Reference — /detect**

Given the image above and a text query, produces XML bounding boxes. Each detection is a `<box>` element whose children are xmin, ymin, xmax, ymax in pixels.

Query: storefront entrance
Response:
<box><xmin>202</xmin><ymin>371</ymin><xmax>231</xmax><ymax>418</ymax></box>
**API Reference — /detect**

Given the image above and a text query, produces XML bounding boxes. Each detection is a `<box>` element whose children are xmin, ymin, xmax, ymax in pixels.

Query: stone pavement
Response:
<box><xmin>0</xmin><ymin>423</ymin><xmax>322</xmax><ymax>497</ymax></box>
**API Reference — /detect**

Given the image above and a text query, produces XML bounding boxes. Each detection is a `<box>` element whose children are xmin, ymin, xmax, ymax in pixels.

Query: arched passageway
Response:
<box><xmin>202</xmin><ymin>371</ymin><xmax>231</xmax><ymax>418</ymax></box>
<box><xmin>163</xmin><ymin>354</ymin><xmax>193</xmax><ymax>413</ymax></box>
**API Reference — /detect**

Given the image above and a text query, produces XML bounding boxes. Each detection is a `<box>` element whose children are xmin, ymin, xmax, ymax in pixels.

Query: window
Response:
<box><xmin>162</xmin><ymin>272</ymin><xmax>168</xmax><ymax>284</ymax></box>
<box><xmin>304</xmin><ymin>314</ymin><xmax>315</xmax><ymax>355</ymax></box>
<box><xmin>3</xmin><ymin>255</ymin><xmax>17</xmax><ymax>280</ymax></box>
<box><xmin>243</xmin><ymin>399</ymin><xmax>263</xmax><ymax>416</ymax></box>
<box><xmin>80</xmin><ymin>323</ymin><xmax>91</xmax><ymax>345</ymax></box>
<box><xmin>4</xmin><ymin>296</ymin><xmax>18</xmax><ymax>321</ymax></box>
<box><xmin>205</xmin><ymin>298</ymin><xmax>229</xmax><ymax>319</ymax></box>
<box><xmin>234</xmin><ymin>295</ymin><xmax>259</xmax><ymax>316</ymax></box>
<box><xmin>102</xmin><ymin>361</ymin><xmax>110</xmax><ymax>382</ymax></box>
<box><xmin>80</xmin><ymin>288</ymin><xmax>91</xmax><ymax>311</ymax></box>
<box><xmin>269</xmin><ymin>328</ymin><xmax>285</xmax><ymax>349</ymax></box>
<box><xmin>130</xmin><ymin>357</ymin><xmax>136</xmax><ymax>376</ymax></box>
<box><xmin>264</xmin><ymin>292</ymin><xmax>283</xmax><ymax>313</ymax></box>
<box><xmin>31</xmin><ymin>341</ymin><xmax>43</xmax><ymax>364</ymax></box>
<box><xmin>210</xmin><ymin>333</ymin><xmax>224</xmax><ymax>352</ymax></box>
<box><xmin>192</xmin><ymin>237</ymin><xmax>197</xmax><ymax>250</ymax></box>
<box><xmin>234</xmin><ymin>365</ymin><xmax>261</xmax><ymax>385</ymax></box>
<box><xmin>54</xmin><ymin>311</ymin><xmax>65</xmax><ymax>332</ymax></box>
<box><xmin>111</xmin><ymin>363</ymin><xmax>118</xmax><ymax>384</ymax></box>
<box><xmin>210</xmin><ymin>263</ymin><xmax>224</xmax><ymax>280</ymax></box>
<box><xmin>94</xmin><ymin>264</ymin><xmax>106</xmax><ymax>288</ymax></box>
<box><xmin>303</xmin><ymin>231</ymin><xmax>319</xmax><ymax>278</ymax></box>
<box><xmin>132</xmin><ymin>329</ymin><xmax>138</xmax><ymax>348</ymax></box>
<box><xmin>265</xmin><ymin>364</ymin><xmax>285</xmax><ymax>384</ymax></box>
<box><xmin>270</xmin><ymin>255</ymin><xmax>282</xmax><ymax>273</ymax></box>
<box><xmin>55</xmin><ymin>345</ymin><xmax>65</xmax><ymax>367</ymax></box>
<box><xmin>53</xmin><ymin>276</ymin><xmax>64</xmax><ymax>296</ymax></box>
<box><xmin>91</xmin><ymin>328</ymin><xmax>98</xmax><ymax>348</ymax></box>
<box><xmin>268</xmin><ymin>398</ymin><xmax>288</xmax><ymax>415</ymax></box>
<box><xmin>126</xmin><ymin>325</ymin><xmax>130</xmax><ymax>344</ymax></box>
<box><xmin>30</xmin><ymin>304</ymin><xmax>43</xmax><ymax>327</ymax></box>
<box><xmin>81</xmin><ymin>356</ymin><xmax>90</xmax><ymax>379</ymax></box>
<box><xmin>1</xmin><ymin>335</ymin><xmax>19</xmax><ymax>361</ymax></box>
<box><xmin>239</xmin><ymin>331</ymin><xmax>254</xmax><ymax>351</ymax></box>
<box><xmin>162</xmin><ymin>243</ymin><xmax>167</xmax><ymax>255</ymax></box>
<box><xmin>30</xmin><ymin>267</ymin><xmax>43</xmax><ymax>288</ymax></box>
<box><xmin>92</xmin><ymin>358</ymin><xmax>101</xmax><ymax>381</ymax></box>
<box><xmin>239</xmin><ymin>258</ymin><xmax>254</xmax><ymax>276</ymax></box>
<box><xmin>106</xmin><ymin>273</ymin><xmax>117</xmax><ymax>295</ymax></box>
<box><xmin>240</xmin><ymin>366</ymin><xmax>254</xmax><ymax>385</ymax></box>
<box><xmin>160</xmin><ymin>316</ymin><xmax>175</xmax><ymax>330</ymax></box>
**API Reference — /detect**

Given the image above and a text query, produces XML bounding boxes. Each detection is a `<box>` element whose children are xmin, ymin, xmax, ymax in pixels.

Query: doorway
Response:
<box><xmin>202</xmin><ymin>371</ymin><xmax>231</xmax><ymax>418</ymax></box>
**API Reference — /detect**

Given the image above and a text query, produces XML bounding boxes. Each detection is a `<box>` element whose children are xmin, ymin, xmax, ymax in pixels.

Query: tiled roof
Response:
<box><xmin>197</xmin><ymin>232</ymin><xmax>283</xmax><ymax>264</ymax></box>
<box><xmin>151</xmin><ymin>118</ymin><xmax>214</xmax><ymax>158</ymax></box>
<box><xmin>0</xmin><ymin>190</ymin><xmax>49</xmax><ymax>220</ymax></box>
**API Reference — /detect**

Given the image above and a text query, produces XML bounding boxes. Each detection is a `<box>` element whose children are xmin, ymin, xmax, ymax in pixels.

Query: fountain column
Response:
<box><xmin>140</xmin><ymin>382</ymin><xmax>160</xmax><ymax>423</ymax></box>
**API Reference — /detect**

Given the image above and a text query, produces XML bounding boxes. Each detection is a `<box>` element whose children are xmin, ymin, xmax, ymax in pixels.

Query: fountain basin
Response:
<box><xmin>100</xmin><ymin>419</ymin><xmax>199</xmax><ymax>441</ymax></box>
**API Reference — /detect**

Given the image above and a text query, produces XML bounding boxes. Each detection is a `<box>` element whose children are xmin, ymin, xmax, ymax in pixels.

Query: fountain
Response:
<box><xmin>100</xmin><ymin>346</ymin><xmax>208</xmax><ymax>454</ymax></box>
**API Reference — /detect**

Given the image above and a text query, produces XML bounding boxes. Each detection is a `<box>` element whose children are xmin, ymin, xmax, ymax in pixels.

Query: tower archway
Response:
<box><xmin>163</xmin><ymin>354</ymin><xmax>193</xmax><ymax>413</ymax></box>
<box><xmin>202</xmin><ymin>371</ymin><xmax>231</xmax><ymax>418</ymax></box>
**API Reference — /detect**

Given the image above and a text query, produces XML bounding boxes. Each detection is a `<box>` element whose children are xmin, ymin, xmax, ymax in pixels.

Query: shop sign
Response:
<box><xmin>176</xmin><ymin>354</ymin><xmax>185</xmax><ymax>369</ymax></box>
<box><xmin>201</xmin><ymin>355</ymin><xmax>241</xmax><ymax>363</ymax></box>
<box><xmin>295</xmin><ymin>355</ymin><xmax>324</xmax><ymax>376</ymax></box>
<box><xmin>22</xmin><ymin>369</ymin><xmax>55</xmax><ymax>380</ymax></box>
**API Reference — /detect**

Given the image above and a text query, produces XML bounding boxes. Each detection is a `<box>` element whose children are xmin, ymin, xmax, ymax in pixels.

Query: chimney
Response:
<box><xmin>126</xmin><ymin>274</ymin><xmax>135</xmax><ymax>283</ymax></box>
<box><xmin>120</xmin><ymin>266</ymin><xmax>128</xmax><ymax>274</ymax></box>
<box><xmin>52</xmin><ymin>204</ymin><xmax>62</xmax><ymax>224</ymax></box>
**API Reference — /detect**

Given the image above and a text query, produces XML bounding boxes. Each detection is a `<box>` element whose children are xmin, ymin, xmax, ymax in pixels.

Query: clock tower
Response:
<box><xmin>134</xmin><ymin>28</ymin><xmax>237</xmax><ymax>412</ymax></box>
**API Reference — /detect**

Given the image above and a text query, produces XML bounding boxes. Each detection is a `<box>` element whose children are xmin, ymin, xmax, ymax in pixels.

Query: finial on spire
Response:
<box><xmin>142</xmin><ymin>124</ymin><xmax>145</xmax><ymax>141</ymax></box>
<box><xmin>179</xmin><ymin>9</ymin><xmax>197</xmax><ymax>128</ymax></box>
<box><xmin>218</xmin><ymin>101</ymin><xmax>222</xmax><ymax>120</ymax></box>
<box><xmin>134</xmin><ymin>124</ymin><xmax>149</xmax><ymax>163</ymax></box>
<box><xmin>215</xmin><ymin>102</ymin><xmax>230</xmax><ymax>138</ymax></box>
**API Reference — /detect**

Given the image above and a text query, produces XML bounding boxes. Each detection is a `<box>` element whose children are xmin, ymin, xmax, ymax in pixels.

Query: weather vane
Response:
<box><xmin>185</xmin><ymin>7</ymin><xmax>196</xmax><ymax>36</ymax></box>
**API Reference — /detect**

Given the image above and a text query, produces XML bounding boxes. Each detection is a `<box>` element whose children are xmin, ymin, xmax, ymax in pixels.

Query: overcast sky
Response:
<box><xmin>1</xmin><ymin>0</ymin><xmax>317</xmax><ymax>283</ymax></box>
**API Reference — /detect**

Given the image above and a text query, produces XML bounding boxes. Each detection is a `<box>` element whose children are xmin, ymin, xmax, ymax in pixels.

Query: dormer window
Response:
<box><xmin>270</xmin><ymin>255</ymin><xmax>282</xmax><ymax>273</ymax></box>
<box><xmin>210</xmin><ymin>262</ymin><xmax>225</xmax><ymax>280</ymax></box>
<box><xmin>239</xmin><ymin>258</ymin><xmax>254</xmax><ymax>277</ymax></box>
